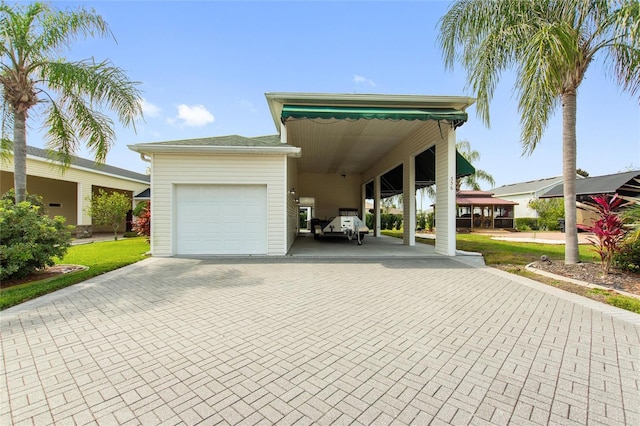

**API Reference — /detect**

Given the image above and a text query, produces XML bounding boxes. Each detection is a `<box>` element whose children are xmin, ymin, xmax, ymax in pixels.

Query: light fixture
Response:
<box><xmin>289</xmin><ymin>187</ymin><xmax>296</xmax><ymax>195</ymax></box>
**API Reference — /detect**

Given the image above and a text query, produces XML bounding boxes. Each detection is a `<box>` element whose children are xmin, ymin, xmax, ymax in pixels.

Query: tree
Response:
<box><xmin>439</xmin><ymin>0</ymin><xmax>639</xmax><ymax>264</ymax></box>
<box><xmin>0</xmin><ymin>2</ymin><xmax>142</xmax><ymax>203</ymax></box>
<box><xmin>528</xmin><ymin>198</ymin><xmax>565</xmax><ymax>231</ymax></box>
<box><xmin>423</xmin><ymin>140</ymin><xmax>495</xmax><ymax>200</ymax></box>
<box><xmin>455</xmin><ymin>140</ymin><xmax>495</xmax><ymax>191</ymax></box>
<box><xmin>87</xmin><ymin>190</ymin><xmax>131</xmax><ymax>240</ymax></box>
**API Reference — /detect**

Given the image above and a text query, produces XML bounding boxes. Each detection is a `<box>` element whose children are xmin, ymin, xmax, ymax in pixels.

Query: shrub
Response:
<box><xmin>577</xmin><ymin>194</ymin><xmax>626</xmax><ymax>277</ymax></box>
<box><xmin>614</xmin><ymin>239</ymin><xmax>640</xmax><ymax>272</ymax></box>
<box><xmin>0</xmin><ymin>199</ymin><xmax>72</xmax><ymax>281</ymax></box>
<box><xmin>528</xmin><ymin>198</ymin><xmax>564</xmax><ymax>230</ymax></box>
<box><xmin>2</xmin><ymin>189</ymin><xmax>45</xmax><ymax>212</ymax></box>
<box><xmin>133</xmin><ymin>202</ymin><xmax>151</xmax><ymax>241</ymax></box>
<box><xmin>516</xmin><ymin>217</ymin><xmax>539</xmax><ymax>231</ymax></box>
<box><xmin>417</xmin><ymin>212</ymin><xmax>427</xmax><ymax>230</ymax></box>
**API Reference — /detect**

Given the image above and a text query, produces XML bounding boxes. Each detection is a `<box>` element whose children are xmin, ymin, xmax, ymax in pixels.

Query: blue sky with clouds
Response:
<box><xmin>23</xmin><ymin>1</ymin><xmax>640</xmax><ymax>188</ymax></box>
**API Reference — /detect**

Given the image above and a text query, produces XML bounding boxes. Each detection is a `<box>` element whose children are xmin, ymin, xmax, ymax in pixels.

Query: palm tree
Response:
<box><xmin>455</xmin><ymin>140</ymin><xmax>495</xmax><ymax>191</ymax></box>
<box><xmin>439</xmin><ymin>0</ymin><xmax>639</xmax><ymax>264</ymax></box>
<box><xmin>422</xmin><ymin>140</ymin><xmax>495</xmax><ymax>201</ymax></box>
<box><xmin>0</xmin><ymin>2</ymin><xmax>142</xmax><ymax>203</ymax></box>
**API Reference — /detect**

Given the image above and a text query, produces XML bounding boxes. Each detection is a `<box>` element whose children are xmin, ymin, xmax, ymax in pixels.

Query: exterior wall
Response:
<box><xmin>1</xmin><ymin>156</ymin><xmax>148</xmax><ymax>227</ymax></box>
<box><xmin>297</xmin><ymin>172</ymin><xmax>363</xmax><ymax>220</ymax></box>
<box><xmin>1</xmin><ymin>171</ymin><xmax>77</xmax><ymax>223</ymax></box>
<box><xmin>286</xmin><ymin>156</ymin><xmax>299</xmax><ymax>251</ymax></box>
<box><xmin>435</xmin><ymin>126</ymin><xmax>456</xmax><ymax>256</ymax></box>
<box><xmin>505</xmin><ymin>193</ymin><xmax>537</xmax><ymax>218</ymax></box>
<box><xmin>151</xmin><ymin>153</ymin><xmax>286</xmax><ymax>256</ymax></box>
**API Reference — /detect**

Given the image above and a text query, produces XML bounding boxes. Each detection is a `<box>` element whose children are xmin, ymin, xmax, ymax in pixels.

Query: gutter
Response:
<box><xmin>128</xmin><ymin>144</ymin><xmax>302</xmax><ymax>158</ymax></box>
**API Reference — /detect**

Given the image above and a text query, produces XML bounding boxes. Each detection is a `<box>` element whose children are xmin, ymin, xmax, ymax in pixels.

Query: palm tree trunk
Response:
<box><xmin>562</xmin><ymin>92</ymin><xmax>579</xmax><ymax>264</ymax></box>
<box><xmin>13</xmin><ymin>110</ymin><xmax>28</xmax><ymax>203</ymax></box>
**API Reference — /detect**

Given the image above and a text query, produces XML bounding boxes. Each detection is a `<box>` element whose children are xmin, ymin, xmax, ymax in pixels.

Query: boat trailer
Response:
<box><xmin>312</xmin><ymin>208</ymin><xmax>369</xmax><ymax>245</ymax></box>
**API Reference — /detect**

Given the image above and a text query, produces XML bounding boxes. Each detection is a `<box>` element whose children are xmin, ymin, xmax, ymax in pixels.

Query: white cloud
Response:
<box><xmin>141</xmin><ymin>98</ymin><xmax>161</xmax><ymax>118</ymax></box>
<box><xmin>175</xmin><ymin>104</ymin><xmax>215</xmax><ymax>127</ymax></box>
<box><xmin>354</xmin><ymin>74</ymin><xmax>376</xmax><ymax>87</ymax></box>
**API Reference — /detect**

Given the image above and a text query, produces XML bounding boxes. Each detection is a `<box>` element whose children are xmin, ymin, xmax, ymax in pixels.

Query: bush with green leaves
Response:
<box><xmin>87</xmin><ymin>190</ymin><xmax>132</xmax><ymax>240</ymax></box>
<box><xmin>0</xmin><ymin>199</ymin><xmax>72</xmax><ymax>281</ymax></box>
<box><xmin>528</xmin><ymin>198</ymin><xmax>564</xmax><ymax>230</ymax></box>
<box><xmin>515</xmin><ymin>218</ymin><xmax>539</xmax><ymax>231</ymax></box>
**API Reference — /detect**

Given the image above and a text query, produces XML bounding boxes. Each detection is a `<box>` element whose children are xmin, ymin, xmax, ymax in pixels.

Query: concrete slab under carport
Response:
<box><xmin>287</xmin><ymin>233</ymin><xmax>485</xmax><ymax>267</ymax></box>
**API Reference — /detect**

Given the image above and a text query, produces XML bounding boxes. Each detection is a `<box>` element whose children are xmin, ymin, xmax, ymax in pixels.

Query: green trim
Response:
<box><xmin>281</xmin><ymin>105</ymin><xmax>468</xmax><ymax>124</ymax></box>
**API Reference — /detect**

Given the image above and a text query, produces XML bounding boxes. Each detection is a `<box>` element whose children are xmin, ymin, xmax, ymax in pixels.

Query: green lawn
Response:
<box><xmin>382</xmin><ymin>230</ymin><xmax>595</xmax><ymax>265</ymax></box>
<box><xmin>1</xmin><ymin>238</ymin><xmax>149</xmax><ymax>310</ymax></box>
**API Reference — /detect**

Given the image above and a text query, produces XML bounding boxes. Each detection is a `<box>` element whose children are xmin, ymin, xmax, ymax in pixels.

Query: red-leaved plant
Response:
<box><xmin>577</xmin><ymin>194</ymin><xmax>626</xmax><ymax>277</ymax></box>
<box><xmin>133</xmin><ymin>203</ymin><xmax>151</xmax><ymax>242</ymax></box>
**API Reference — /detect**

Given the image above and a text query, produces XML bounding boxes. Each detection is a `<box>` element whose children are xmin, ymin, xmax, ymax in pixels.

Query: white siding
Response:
<box><xmin>286</xmin><ymin>157</ymin><xmax>299</xmax><ymax>251</ymax></box>
<box><xmin>435</xmin><ymin>127</ymin><xmax>456</xmax><ymax>256</ymax></box>
<box><xmin>151</xmin><ymin>153</ymin><xmax>286</xmax><ymax>256</ymax></box>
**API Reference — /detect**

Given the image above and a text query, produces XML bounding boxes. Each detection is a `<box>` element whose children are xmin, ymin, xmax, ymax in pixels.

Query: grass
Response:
<box><xmin>0</xmin><ymin>238</ymin><xmax>149</xmax><ymax>310</ymax></box>
<box><xmin>382</xmin><ymin>230</ymin><xmax>639</xmax><ymax>314</ymax></box>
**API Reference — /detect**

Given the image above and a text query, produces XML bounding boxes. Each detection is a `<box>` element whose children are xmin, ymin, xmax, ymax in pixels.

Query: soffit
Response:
<box><xmin>285</xmin><ymin>118</ymin><xmax>429</xmax><ymax>175</ymax></box>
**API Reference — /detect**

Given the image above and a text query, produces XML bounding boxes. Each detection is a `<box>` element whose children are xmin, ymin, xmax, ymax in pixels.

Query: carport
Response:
<box><xmin>266</xmin><ymin>92</ymin><xmax>476</xmax><ymax>256</ymax></box>
<box><xmin>130</xmin><ymin>92</ymin><xmax>475</xmax><ymax>257</ymax></box>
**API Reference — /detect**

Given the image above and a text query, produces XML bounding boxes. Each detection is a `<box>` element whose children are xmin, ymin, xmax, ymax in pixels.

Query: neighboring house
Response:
<box><xmin>491</xmin><ymin>176</ymin><xmax>568</xmax><ymax>219</ymax></box>
<box><xmin>540</xmin><ymin>170</ymin><xmax>640</xmax><ymax>226</ymax></box>
<box><xmin>455</xmin><ymin>190</ymin><xmax>518</xmax><ymax>230</ymax></box>
<box><xmin>129</xmin><ymin>92</ymin><xmax>476</xmax><ymax>257</ymax></box>
<box><xmin>1</xmin><ymin>146</ymin><xmax>150</xmax><ymax>236</ymax></box>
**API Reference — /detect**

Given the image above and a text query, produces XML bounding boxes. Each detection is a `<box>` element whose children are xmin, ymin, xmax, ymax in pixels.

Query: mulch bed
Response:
<box><xmin>1</xmin><ymin>265</ymin><xmax>87</xmax><ymax>290</ymax></box>
<box><xmin>530</xmin><ymin>260</ymin><xmax>640</xmax><ymax>296</ymax></box>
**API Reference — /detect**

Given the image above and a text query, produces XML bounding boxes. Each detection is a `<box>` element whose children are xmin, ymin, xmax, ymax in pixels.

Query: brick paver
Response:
<box><xmin>1</xmin><ymin>256</ymin><xmax>639</xmax><ymax>425</ymax></box>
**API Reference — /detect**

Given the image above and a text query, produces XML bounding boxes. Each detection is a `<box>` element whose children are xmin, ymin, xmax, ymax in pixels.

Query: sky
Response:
<box><xmin>18</xmin><ymin>0</ymin><xmax>640</xmax><ymax>189</ymax></box>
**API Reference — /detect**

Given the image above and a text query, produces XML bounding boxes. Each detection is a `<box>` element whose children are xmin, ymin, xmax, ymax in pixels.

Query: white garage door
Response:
<box><xmin>175</xmin><ymin>185</ymin><xmax>267</xmax><ymax>255</ymax></box>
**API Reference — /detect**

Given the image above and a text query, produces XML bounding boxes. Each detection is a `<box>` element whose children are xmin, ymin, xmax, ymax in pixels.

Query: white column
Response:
<box><xmin>280</xmin><ymin>123</ymin><xmax>288</xmax><ymax>144</ymax></box>
<box><xmin>403</xmin><ymin>157</ymin><xmax>416</xmax><ymax>246</ymax></box>
<box><xmin>374</xmin><ymin>175</ymin><xmax>381</xmax><ymax>237</ymax></box>
<box><xmin>435</xmin><ymin>125</ymin><xmax>457</xmax><ymax>256</ymax></box>
<box><xmin>76</xmin><ymin>182</ymin><xmax>84</xmax><ymax>225</ymax></box>
<box><xmin>361</xmin><ymin>183</ymin><xmax>366</xmax><ymax>220</ymax></box>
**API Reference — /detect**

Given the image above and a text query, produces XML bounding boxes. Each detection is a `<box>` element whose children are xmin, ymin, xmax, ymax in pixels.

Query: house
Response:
<box><xmin>128</xmin><ymin>92</ymin><xmax>476</xmax><ymax>257</ymax></box>
<box><xmin>540</xmin><ymin>170</ymin><xmax>640</xmax><ymax>201</ymax></box>
<box><xmin>540</xmin><ymin>170</ymin><xmax>640</xmax><ymax>227</ymax></box>
<box><xmin>455</xmin><ymin>190</ymin><xmax>518</xmax><ymax>230</ymax></box>
<box><xmin>490</xmin><ymin>176</ymin><xmax>568</xmax><ymax>219</ymax></box>
<box><xmin>1</xmin><ymin>146</ymin><xmax>150</xmax><ymax>236</ymax></box>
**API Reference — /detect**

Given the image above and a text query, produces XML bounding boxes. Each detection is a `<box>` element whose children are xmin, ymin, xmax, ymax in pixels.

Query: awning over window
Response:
<box><xmin>281</xmin><ymin>105</ymin><xmax>468</xmax><ymax>127</ymax></box>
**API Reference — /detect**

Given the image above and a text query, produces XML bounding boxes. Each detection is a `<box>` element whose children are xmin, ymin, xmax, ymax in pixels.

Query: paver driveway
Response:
<box><xmin>1</xmin><ymin>256</ymin><xmax>639</xmax><ymax>425</ymax></box>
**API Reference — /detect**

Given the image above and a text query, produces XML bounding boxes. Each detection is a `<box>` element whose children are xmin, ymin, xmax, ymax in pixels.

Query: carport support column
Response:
<box><xmin>374</xmin><ymin>175</ymin><xmax>381</xmax><ymax>237</ymax></box>
<box><xmin>435</xmin><ymin>125</ymin><xmax>457</xmax><ymax>256</ymax></box>
<box><xmin>403</xmin><ymin>157</ymin><xmax>416</xmax><ymax>246</ymax></box>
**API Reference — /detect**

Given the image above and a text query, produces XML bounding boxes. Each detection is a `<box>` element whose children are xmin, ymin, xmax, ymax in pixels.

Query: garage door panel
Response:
<box><xmin>176</xmin><ymin>184</ymin><xmax>267</xmax><ymax>255</ymax></box>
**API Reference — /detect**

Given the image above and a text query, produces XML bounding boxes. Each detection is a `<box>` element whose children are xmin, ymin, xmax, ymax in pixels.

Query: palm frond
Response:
<box><xmin>38</xmin><ymin>59</ymin><xmax>143</xmax><ymax>128</ymax></box>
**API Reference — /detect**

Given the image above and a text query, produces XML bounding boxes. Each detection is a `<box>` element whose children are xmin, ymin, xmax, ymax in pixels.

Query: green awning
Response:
<box><xmin>457</xmin><ymin>151</ymin><xmax>475</xmax><ymax>177</ymax></box>
<box><xmin>281</xmin><ymin>105</ymin><xmax>468</xmax><ymax>126</ymax></box>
